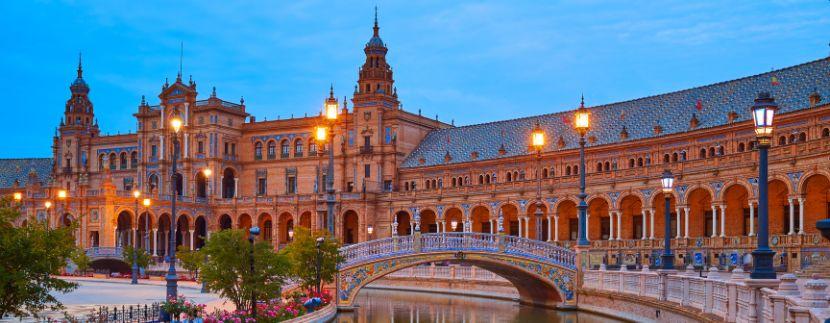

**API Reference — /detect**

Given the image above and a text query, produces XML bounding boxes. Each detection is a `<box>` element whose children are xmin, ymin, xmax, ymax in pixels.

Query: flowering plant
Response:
<box><xmin>204</xmin><ymin>290</ymin><xmax>330</xmax><ymax>322</ymax></box>
<box><xmin>161</xmin><ymin>295</ymin><xmax>206</xmax><ymax>320</ymax></box>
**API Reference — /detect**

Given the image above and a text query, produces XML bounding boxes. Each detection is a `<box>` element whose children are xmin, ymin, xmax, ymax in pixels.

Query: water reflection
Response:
<box><xmin>335</xmin><ymin>288</ymin><xmax>621</xmax><ymax>323</ymax></box>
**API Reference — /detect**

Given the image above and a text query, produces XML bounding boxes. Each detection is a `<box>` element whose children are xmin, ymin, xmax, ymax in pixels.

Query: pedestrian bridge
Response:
<box><xmin>336</xmin><ymin>232</ymin><xmax>577</xmax><ymax>308</ymax></box>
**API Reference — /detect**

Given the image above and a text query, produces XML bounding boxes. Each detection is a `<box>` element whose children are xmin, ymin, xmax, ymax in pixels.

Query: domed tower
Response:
<box><xmin>64</xmin><ymin>54</ymin><xmax>97</xmax><ymax>130</ymax></box>
<box><xmin>353</xmin><ymin>8</ymin><xmax>399</xmax><ymax>108</ymax></box>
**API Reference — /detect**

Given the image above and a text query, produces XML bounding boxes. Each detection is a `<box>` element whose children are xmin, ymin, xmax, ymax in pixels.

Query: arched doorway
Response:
<box><xmin>222</xmin><ymin>168</ymin><xmax>236</xmax><ymax>198</ymax></box>
<box><xmin>219</xmin><ymin>214</ymin><xmax>232</xmax><ymax>230</ymax></box>
<box><xmin>342</xmin><ymin>210</ymin><xmax>359</xmax><ymax>244</ymax></box>
<box><xmin>587</xmin><ymin>198</ymin><xmax>610</xmax><ymax>240</ymax></box>
<box><xmin>687</xmin><ymin>188</ymin><xmax>711</xmax><ymax>237</ymax></box>
<box><xmin>471</xmin><ymin>206</ymin><xmax>490</xmax><ymax>234</ymax></box>
<box><xmin>172</xmin><ymin>173</ymin><xmax>183</xmax><ymax>197</ymax></box>
<box><xmin>176</xmin><ymin>216</ymin><xmax>190</xmax><ymax>250</ymax></box>
<box><xmin>278</xmin><ymin>212</ymin><xmax>293</xmax><ymax>244</ymax></box>
<box><xmin>157</xmin><ymin>214</ymin><xmax>171</xmax><ymax>257</ymax></box>
<box><xmin>238</xmin><ymin>214</ymin><xmax>252</xmax><ymax>231</ymax></box>
<box><xmin>420</xmin><ymin>209</ymin><xmax>437</xmax><ymax>233</ymax></box>
<box><xmin>768</xmin><ymin>180</ymin><xmax>790</xmax><ymax>235</ymax></box>
<box><xmin>619</xmin><ymin>195</ymin><xmax>643</xmax><ymax>240</ymax></box>
<box><xmin>444</xmin><ymin>208</ymin><xmax>463</xmax><ymax>233</ymax></box>
<box><xmin>116</xmin><ymin>211</ymin><xmax>132</xmax><ymax>248</ymax></box>
<box><xmin>195</xmin><ymin>216</ymin><xmax>207</xmax><ymax>249</ymax></box>
<box><xmin>526</xmin><ymin>203</ymin><xmax>548</xmax><ymax>241</ymax></box>
<box><xmin>137</xmin><ymin>212</ymin><xmax>153</xmax><ymax>251</ymax></box>
<box><xmin>395</xmin><ymin>211</ymin><xmax>411</xmax><ymax>236</ymax></box>
<box><xmin>61</xmin><ymin>213</ymin><xmax>74</xmax><ymax>227</ymax></box>
<box><xmin>802</xmin><ymin>174</ymin><xmax>830</xmax><ymax>234</ymax></box>
<box><xmin>723</xmin><ymin>184</ymin><xmax>750</xmax><ymax>236</ymax></box>
<box><xmin>652</xmin><ymin>192</ymin><xmax>678</xmax><ymax>239</ymax></box>
<box><xmin>258</xmin><ymin>213</ymin><xmax>273</xmax><ymax>243</ymax></box>
<box><xmin>148</xmin><ymin>174</ymin><xmax>159</xmax><ymax>194</ymax></box>
<box><xmin>500</xmin><ymin>204</ymin><xmax>519</xmax><ymax>236</ymax></box>
<box><xmin>299</xmin><ymin>211</ymin><xmax>312</xmax><ymax>229</ymax></box>
<box><xmin>556</xmin><ymin>200</ymin><xmax>578</xmax><ymax>241</ymax></box>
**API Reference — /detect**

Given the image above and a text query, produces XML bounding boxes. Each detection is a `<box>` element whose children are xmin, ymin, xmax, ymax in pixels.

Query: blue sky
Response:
<box><xmin>0</xmin><ymin>1</ymin><xmax>828</xmax><ymax>158</ymax></box>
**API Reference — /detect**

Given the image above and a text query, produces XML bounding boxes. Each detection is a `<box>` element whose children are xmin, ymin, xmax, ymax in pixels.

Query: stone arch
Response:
<box><xmin>556</xmin><ymin>199</ymin><xmax>578</xmax><ymax>241</ymax></box>
<box><xmin>258</xmin><ymin>213</ymin><xmax>273</xmax><ymax>243</ymax></box>
<box><xmin>195</xmin><ymin>171</ymin><xmax>208</xmax><ymax>198</ymax></box>
<box><xmin>618</xmin><ymin>194</ymin><xmax>643</xmax><ymax>240</ymax></box>
<box><xmin>176</xmin><ymin>214</ymin><xmax>191</xmax><ymax>249</ymax></box>
<box><xmin>299</xmin><ymin>211</ymin><xmax>312</xmax><ymax>229</ymax></box>
<box><xmin>471</xmin><ymin>205</ymin><xmax>491</xmax><ymax>234</ymax></box>
<box><xmin>587</xmin><ymin>197</ymin><xmax>610</xmax><ymax>240</ymax></box>
<box><xmin>137</xmin><ymin>211</ymin><xmax>154</xmax><ymax>251</ymax></box>
<box><xmin>717</xmin><ymin>180</ymin><xmax>754</xmax><ymax>201</ymax></box>
<box><xmin>342</xmin><ymin>210</ymin><xmax>359</xmax><ymax>244</ymax></box>
<box><xmin>685</xmin><ymin>188</ymin><xmax>711</xmax><ymax>238</ymax></box>
<box><xmin>218</xmin><ymin>214</ymin><xmax>232</xmax><ymax>230</ymax></box>
<box><xmin>222</xmin><ymin>168</ymin><xmax>237</xmax><ymax>198</ymax></box>
<box><xmin>157</xmin><ymin>213</ymin><xmax>172</xmax><ymax>257</ymax></box>
<box><xmin>801</xmin><ymin>173</ymin><xmax>830</xmax><ymax>234</ymax></box>
<box><xmin>419</xmin><ymin>209</ymin><xmax>438</xmax><ymax>233</ymax></box>
<box><xmin>443</xmin><ymin>207</ymin><xmax>463</xmax><ymax>232</ymax></box>
<box><xmin>194</xmin><ymin>216</ymin><xmax>208</xmax><ymax>249</ymax></box>
<box><xmin>115</xmin><ymin>211</ymin><xmax>133</xmax><ymax>248</ymax></box>
<box><xmin>683</xmin><ymin>184</ymin><xmax>715</xmax><ymax>205</ymax></box>
<box><xmin>500</xmin><ymin>203</ymin><xmax>520</xmax><ymax>236</ymax></box>
<box><xmin>526</xmin><ymin>203</ymin><xmax>548</xmax><ymax>240</ymax></box>
<box><xmin>238</xmin><ymin>213</ymin><xmax>253</xmax><ymax>230</ymax></box>
<box><xmin>394</xmin><ymin>211</ymin><xmax>411</xmax><ymax>236</ymax></box>
<box><xmin>337</xmin><ymin>252</ymin><xmax>574</xmax><ymax>309</ymax></box>
<box><xmin>768</xmin><ymin>179</ymin><xmax>791</xmax><ymax>235</ymax></box>
<box><xmin>723</xmin><ymin>184</ymin><xmax>750</xmax><ymax>237</ymax></box>
<box><xmin>278</xmin><ymin>212</ymin><xmax>294</xmax><ymax>244</ymax></box>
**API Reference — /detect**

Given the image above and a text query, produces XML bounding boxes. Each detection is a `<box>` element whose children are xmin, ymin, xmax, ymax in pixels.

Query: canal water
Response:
<box><xmin>334</xmin><ymin>288</ymin><xmax>623</xmax><ymax>323</ymax></box>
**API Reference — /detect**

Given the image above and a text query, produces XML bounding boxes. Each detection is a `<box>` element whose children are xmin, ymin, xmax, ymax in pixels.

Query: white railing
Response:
<box><xmin>583</xmin><ymin>267</ymin><xmax>830</xmax><ymax>323</ymax></box>
<box><xmin>338</xmin><ymin>232</ymin><xmax>576</xmax><ymax>269</ymax></box>
<box><xmin>86</xmin><ymin>247</ymin><xmax>123</xmax><ymax>260</ymax></box>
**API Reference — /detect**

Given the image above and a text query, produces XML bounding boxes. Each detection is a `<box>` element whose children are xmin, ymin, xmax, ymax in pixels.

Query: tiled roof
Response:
<box><xmin>0</xmin><ymin>158</ymin><xmax>52</xmax><ymax>188</ymax></box>
<box><xmin>402</xmin><ymin>57</ymin><xmax>830</xmax><ymax>168</ymax></box>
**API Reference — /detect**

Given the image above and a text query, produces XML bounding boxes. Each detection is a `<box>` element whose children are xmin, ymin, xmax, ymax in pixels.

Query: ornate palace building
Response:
<box><xmin>3</xmin><ymin>17</ymin><xmax>830</xmax><ymax>272</ymax></box>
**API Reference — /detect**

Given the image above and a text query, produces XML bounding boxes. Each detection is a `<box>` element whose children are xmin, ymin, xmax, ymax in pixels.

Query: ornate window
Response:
<box><xmin>130</xmin><ymin>151</ymin><xmax>138</xmax><ymax>169</ymax></box>
<box><xmin>119</xmin><ymin>152</ymin><xmax>127</xmax><ymax>170</ymax></box>
<box><xmin>267</xmin><ymin>141</ymin><xmax>276</xmax><ymax>159</ymax></box>
<box><xmin>280</xmin><ymin>140</ymin><xmax>289</xmax><ymax>158</ymax></box>
<box><xmin>254</xmin><ymin>142</ymin><xmax>263</xmax><ymax>160</ymax></box>
<box><xmin>294</xmin><ymin>139</ymin><xmax>304</xmax><ymax>157</ymax></box>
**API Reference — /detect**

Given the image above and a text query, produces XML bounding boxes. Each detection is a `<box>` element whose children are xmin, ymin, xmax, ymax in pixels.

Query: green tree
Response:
<box><xmin>279</xmin><ymin>227</ymin><xmax>343</xmax><ymax>291</ymax></box>
<box><xmin>0</xmin><ymin>198</ymin><xmax>80</xmax><ymax>319</ymax></box>
<box><xmin>70</xmin><ymin>249</ymin><xmax>91</xmax><ymax>275</ymax></box>
<box><xmin>176</xmin><ymin>245</ymin><xmax>202</xmax><ymax>279</ymax></box>
<box><xmin>200</xmin><ymin>229</ymin><xmax>289</xmax><ymax>310</ymax></box>
<box><xmin>121</xmin><ymin>245</ymin><xmax>151</xmax><ymax>269</ymax></box>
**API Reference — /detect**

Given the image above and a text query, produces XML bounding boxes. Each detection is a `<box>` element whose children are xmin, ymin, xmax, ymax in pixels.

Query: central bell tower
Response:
<box><xmin>352</xmin><ymin>8</ymin><xmax>399</xmax><ymax>109</ymax></box>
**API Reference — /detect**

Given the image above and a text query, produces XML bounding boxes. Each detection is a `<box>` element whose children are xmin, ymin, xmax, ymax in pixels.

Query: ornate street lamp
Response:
<box><xmin>531</xmin><ymin>121</ymin><xmax>546</xmax><ymax>241</ymax></box>
<box><xmin>451</xmin><ymin>219</ymin><xmax>459</xmax><ymax>232</ymax></box>
<box><xmin>166</xmin><ymin>114</ymin><xmax>183</xmax><ymax>301</ymax></box>
<box><xmin>142</xmin><ymin>198</ymin><xmax>151</xmax><ymax>262</ymax></box>
<box><xmin>661</xmin><ymin>170</ymin><xmax>675</xmax><ymax>270</ymax></box>
<box><xmin>750</xmin><ymin>92</ymin><xmax>778</xmax><ymax>279</ymax></box>
<box><xmin>248</xmin><ymin>226</ymin><xmax>260</xmax><ymax>317</ymax></box>
<box><xmin>13</xmin><ymin>192</ymin><xmax>22</xmax><ymax>201</ymax></box>
<box><xmin>574</xmin><ymin>96</ymin><xmax>591</xmax><ymax>246</ymax></box>
<box><xmin>131</xmin><ymin>189</ymin><xmax>141</xmax><ymax>284</ymax></box>
<box><xmin>367</xmin><ymin>224</ymin><xmax>374</xmax><ymax>238</ymax></box>
<box><xmin>202</xmin><ymin>168</ymin><xmax>212</xmax><ymax>197</ymax></box>
<box><xmin>317</xmin><ymin>89</ymin><xmax>339</xmax><ymax>235</ymax></box>
<box><xmin>288</xmin><ymin>227</ymin><xmax>295</xmax><ymax>242</ymax></box>
<box><xmin>44</xmin><ymin>200</ymin><xmax>52</xmax><ymax>228</ymax></box>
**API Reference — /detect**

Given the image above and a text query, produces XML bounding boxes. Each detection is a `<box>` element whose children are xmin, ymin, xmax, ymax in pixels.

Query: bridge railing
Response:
<box><xmin>339</xmin><ymin>232</ymin><xmax>575</xmax><ymax>269</ymax></box>
<box><xmin>86</xmin><ymin>247</ymin><xmax>124</xmax><ymax>259</ymax></box>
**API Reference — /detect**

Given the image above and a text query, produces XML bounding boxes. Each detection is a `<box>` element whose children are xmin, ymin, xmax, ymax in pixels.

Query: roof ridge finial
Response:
<box><xmin>140</xmin><ymin>95</ymin><xmax>146</xmax><ymax>106</ymax></box>
<box><xmin>373</xmin><ymin>6</ymin><xmax>379</xmax><ymax>36</ymax></box>
<box><xmin>580</xmin><ymin>93</ymin><xmax>585</xmax><ymax>108</ymax></box>
<box><xmin>211</xmin><ymin>86</ymin><xmax>217</xmax><ymax>98</ymax></box>
<box><xmin>329</xmin><ymin>84</ymin><xmax>335</xmax><ymax>99</ymax></box>
<box><xmin>77</xmin><ymin>52</ymin><xmax>83</xmax><ymax>78</ymax></box>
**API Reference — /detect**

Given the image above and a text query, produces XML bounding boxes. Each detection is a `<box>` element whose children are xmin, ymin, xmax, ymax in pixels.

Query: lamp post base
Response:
<box><xmin>661</xmin><ymin>253</ymin><xmax>675</xmax><ymax>270</ymax></box>
<box><xmin>750</xmin><ymin>249</ymin><xmax>776</xmax><ymax>279</ymax></box>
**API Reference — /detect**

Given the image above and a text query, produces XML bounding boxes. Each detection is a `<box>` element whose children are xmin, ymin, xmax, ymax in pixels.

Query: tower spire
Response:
<box><xmin>580</xmin><ymin>93</ymin><xmax>585</xmax><ymax>108</ymax></box>
<box><xmin>329</xmin><ymin>84</ymin><xmax>335</xmax><ymax>99</ymax></box>
<box><xmin>373</xmin><ymin>6</ymin><xmax>379</xmax><ymax>36</ymax></box>
<box><xmin>77</xmin><ymin>52</ymin><xmax>83</xmax><ymax>78</ymax></box>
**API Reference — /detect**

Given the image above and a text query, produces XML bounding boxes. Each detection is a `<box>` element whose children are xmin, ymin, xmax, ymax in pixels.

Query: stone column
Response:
<box><xmin>748</xmin><ymin>202</ymin><xmax>755</xmax><ymax>236</ymax></box>
<box><xmin>719</xmin><ymin>204</ymin><xmax>726</xmax><ymax>237</ymax></box>
<box><xmin>189</xmin><ymin>230</ymin><xmax>195</xmax><ymax>250</ymax></box>
<box><xmin>711</xmin><ymin>204</ymin><xmax>718</xmax><ymax>237</ymax></box>
<box><xmin>234</xmin><ymin>178</ymin><xmax>239</xmax><ymax>198</ymax></box>
<box><xmin>675</xmin><ymin>207</ymin><xmax>682</xmax><ymax>238</ymax></box>
<box><xmin>616</xmin><ymin>211</ymin><xmax>621</xmax><ymax>240</ymax></box>
<box><xmin>684</xmin><ymin>207</ymin><xmax>690</xmax><ymax>238</ymax></box>
<box><xmin>524</xmin><ymin>217</ymin><xmax>530</xmax><ymax>238</ymax></box>
<box><xmin>641</xmin><ymin>210</ymin><xmax>647</xmax><ymax>239</ymax></box>
<box><xmin>609</xmin><ymin>213</ymin><xmax>614</xmax><ymax>240</ymax></box>
<box><xmin>152</xmin><ymin>229</ymin><xmax>158</xmax><ymax>256</ymax></box>
<box><xmin>518</xmin><ymin>218</ymin><xmax>523</xmax><ymax>237</ymax></box>
<box><xmin>586</xmin><ymin>211</ymin><xmax>591</xmax><ymax>242</ymax></box>
<box><xmin>649</xmin><ymin>209</ymin><xmax>655</xmax><ymax>239</ymax></box>
<box><xmin>552</xmin><ymin>215</ymin><xmax>559</xmax><ymax>242</ymax></box>
<box><xmin>788</xmin><ymin>198</ymin><xmax>795</xmax><ymax>235</ymax></box>
<box><xmin>798</xmin><ymin>197</ymin><xmax>804</xmax><ymax>234</ymax></box>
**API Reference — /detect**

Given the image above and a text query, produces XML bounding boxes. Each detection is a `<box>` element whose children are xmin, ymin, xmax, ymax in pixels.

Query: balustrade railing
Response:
<box><xmin>339</xmin><ymin>232</ymin><xmax>575</xmax><ymax>269</ymax></box>
<box><xmin>86</xmin><ymin>247</ymin><xmax>123</xmax><ymax>259</ymax></box>
<box><xmin>583</xmin><ymin>268</ymin><xmax>830</xmax><ymax>323</ymax></box>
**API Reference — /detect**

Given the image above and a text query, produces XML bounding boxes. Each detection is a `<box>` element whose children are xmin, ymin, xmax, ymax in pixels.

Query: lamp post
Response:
<box><xmin>166</xmin><ymin>115</ymin><xmax>183</xmax><ymax>301</ymax></box>
<box><xmin>288</xmin><ymin>227</ymin><xmax>294</xmax><ymax>242</ymax></box>
<box><xmin>13</xmin><ymin>192</ymin><xmax>23</xmax><ymax>213</ymax></box>
<box><xmin>316</xmin><ymin>90</ymin><xmax>339</xmax><ymax>236</ymax></box>
<box><xmin>248</xmin><ymin>226</ymin><xmax>260</xmax><ymax>317</ymax></box>
<box><xmin>451</xmin><ymin>220</ymin><xmax>458</xmax><ymax>232</ymax></box>
<box><xmin>531</xmin><ymin>121</ymin><xmax>546</xmax><ymax>241</ymax></box>
<box><xmin>750</xmin><ymin>92</ymin><xmax>778</xmax><ymax>280</ymax></box>
<box><xmin>315</xmin><ymin>236</ymin><xmax>324</xmax><ymax>295</ymax></box>
<box><xmin>574</xmin><ymin>97</ymin><xmax>591</xmax><ymax>246</ymax></box>
<box><xmin>131</xmin><ymin>189</ymin><xmax>141</xmax><ymax>284</ymax></box>
<box><xmin>44</xmin><ymin>200</ymin><xmax>52</xmax><ymax>229</ymax></box>
<box><xmin>57</xmin><ymin>189</ymin><xmax>67</xmax><ymax>228</ymax></box>
<box><xmin>661</xmin><ymin>170</ymin><xmax>675</xmax><ymax>270</ymax></box>
<box><xmin>367</xmin><ymin>224</ymin><xmax>374</xmax><ymax>240</ymax></box>
<box><xmin>143</xmin><ymin>198</ymin><xmax>151</xmax><ymax>268</ymax></box>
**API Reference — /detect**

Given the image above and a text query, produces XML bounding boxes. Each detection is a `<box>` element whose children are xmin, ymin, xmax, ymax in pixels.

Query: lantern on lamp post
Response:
<box><xmin>574</xmin><ymin>96</ymin><xmax>591</xmax><ymax>246</ymax></box>
<box><xmin>531</xmin><ymin>121</ymin><xmax>546</xmax><ymax>241</ymax></box>
<box><xmin>749</xmin><ymin>92</ymin><xmax>778</xmax><ymax>280</ymax></box>
<box><xmin>661</xmin><ymin>170</ymin><xmax>675</xmax><ymax>270</ymax></box>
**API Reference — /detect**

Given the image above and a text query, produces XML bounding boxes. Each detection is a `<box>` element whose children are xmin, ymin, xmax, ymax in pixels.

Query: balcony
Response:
<box><xmin>359</xmin><ymin>146</ymin><xmax>373</xmax><ymax>154</ymax></box>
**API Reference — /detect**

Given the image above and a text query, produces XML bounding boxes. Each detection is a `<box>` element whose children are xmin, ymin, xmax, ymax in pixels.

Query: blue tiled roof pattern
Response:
<box><xmin>0</xmin><ymin>158</ymin><xmax>52</xmax><ymax>188</ymax></box>
<box><xmin>402</xmin><ymin>58</ymin><xmax>830</xmax><ymax>168</ymax></box>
